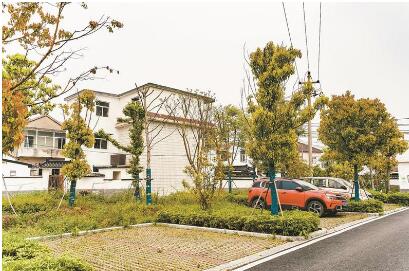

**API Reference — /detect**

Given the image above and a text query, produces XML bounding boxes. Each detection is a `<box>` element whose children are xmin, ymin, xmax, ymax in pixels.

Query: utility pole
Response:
<box><xmin>299</xmin><ymin>71</ymin><xmax>320</xmax><ymax>167</ymax></box>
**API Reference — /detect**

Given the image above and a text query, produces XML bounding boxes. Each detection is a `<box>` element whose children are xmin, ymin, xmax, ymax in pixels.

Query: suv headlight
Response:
<box><xmin>325</xmin><ymin>193</ymin><xmax>337</xmax><ymax>200</ymax></box>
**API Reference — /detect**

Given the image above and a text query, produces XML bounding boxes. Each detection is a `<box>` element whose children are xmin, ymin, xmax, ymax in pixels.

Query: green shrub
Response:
<box><xmin>224</xmin><ymin>193</ymin><xmax>248</xmax><ymax>206</ymax></box>
<box><xmin>2</xmin><ymin>235</ymin><xmax>93</xmax><ymax>271</ymax></box>
<box><xmin>387</xmin><ymin>192</ymin><xmax>409</xmax><ymax>206</ymax></box>
<box><xmin>369</xmin><ymin>191</ymin><xmax>389</xmax><ymax>203</ymax></box>
<box><xmin>2</xmin><ymin>192</ymin><xmax>60</xmax><ymax>214</ymax></box>
<box><xmin>343</xmin><ymin>199</ymin><xmax>384</xmax><ymax>213</ymax></box>
<box><xmin>156</xmin><ymin>209</ymin><xmax>319</xmax><ymax>236</ymax></box>
<box><xmin>2</xmin><ymin>235</ymin><xmax>50</xmax><ymax>261</ymax></box>
<box><xmin>3</xmin><ymin>256</ymin><xmax>93</xmax><ymax>271</ymax></box>
<box><xmin>368</xmin><ymin>191</ymin><xmax>409</xmax><ymax>206</ymax></box>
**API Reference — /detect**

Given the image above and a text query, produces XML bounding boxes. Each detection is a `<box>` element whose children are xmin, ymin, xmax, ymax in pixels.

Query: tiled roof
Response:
<box><xmin>297</xmin><ymin>142</ymin><xmax>323</xmax><ymax>154</ymax></box>
<box><xmin>39</xmin><ymin>159</ymin><xmax>69</xmax><ymax>168</ymax></box>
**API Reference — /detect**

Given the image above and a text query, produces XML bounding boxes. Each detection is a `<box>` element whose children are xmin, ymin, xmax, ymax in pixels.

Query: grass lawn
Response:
<box><xmin>319</xmin><ymin>213</ymin><xmax>368</xmax><ymax>229</ymax></box>
<box><xmin>2</xmin><ymin>190</ymin><xmax>258</xmax><ymax>239</ymax></box>
<box><xmin>43</xmin><ymin>225</ymin><xmax>285</xmax><ymax>271</ymax></box>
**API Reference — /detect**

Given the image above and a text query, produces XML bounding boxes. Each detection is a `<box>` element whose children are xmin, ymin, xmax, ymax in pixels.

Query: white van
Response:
<box><xmin>301</xmin><ymin>177</ymin><xmax>371</xmax><ymax>200</ymax></box>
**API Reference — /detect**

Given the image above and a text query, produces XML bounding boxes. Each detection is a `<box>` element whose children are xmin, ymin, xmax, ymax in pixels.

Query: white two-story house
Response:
<box><xmin>64</xmin><ymin>83</ymin><xmax>214</xmax><ymax>195</ymax></box>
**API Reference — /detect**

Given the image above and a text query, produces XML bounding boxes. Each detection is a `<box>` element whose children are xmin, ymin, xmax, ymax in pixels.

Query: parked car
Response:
<box><xmin>301</xmin><ymin>177</ymin><xmax>371</xmax><ymax>200</ymax></box>
<box><xmin>247</xmin><ymin>178</ymin><xmax>347</xmax><ymax>217</ymax></box>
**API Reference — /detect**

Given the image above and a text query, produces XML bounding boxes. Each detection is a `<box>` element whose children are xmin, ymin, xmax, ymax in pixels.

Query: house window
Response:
<box><xmin>240</xmin><ymin>149</ymin><xmax>246</xmax><ymax>162</ymax></box>
<box><xmin>51</xmin><ymin>168</ymin><xmax>60</xmax><ymax>175</ymax></box>
<box><xmin>24</xmin><ymin>130</ymin><xmax>36</xmax><ymax>147</ymax></box>
<box><xmin>37</xmin><ymin>131</ymin><xmax>53</xmax><ymax>148</ymax></box>
<box><xmin>96</xmin><ymin>101</ymin><xmax>109</xmax><ymax>117</ymax></box>
<box><xmin>10</xmin><ymin>170</ymin><xmax>16</xmax><ymax>177</ymax></box>
<box><xmin>55</xmin><ymin>137</ymin><xmax>66</xmax><ymax>149</ymax></box>
<box><xmin>94</xmin><ymin>138</ymin><xmax>108</xmax><ymax>149</ymax></box>
<box><xmin>113</xmin><ymin>171</ymin><xmax>121</xmax><ymax>180</ymax></box>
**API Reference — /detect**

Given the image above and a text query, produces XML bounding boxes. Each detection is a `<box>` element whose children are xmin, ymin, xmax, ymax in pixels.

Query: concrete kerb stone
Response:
<box><xmin>27</xmin><ymin>223</ymin><xmax>153</xmax><ymax>241</ymax></box>
<box><xmin>155</xmin><ymin>223</ymin><xmax>305</xmax><ymax>242</ymax></box>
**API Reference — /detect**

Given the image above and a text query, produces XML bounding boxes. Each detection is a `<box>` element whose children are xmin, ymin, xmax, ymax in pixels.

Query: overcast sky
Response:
<box><xmin>50</xmin><ymin>1</ymin><xmax>409</xmax><ymax>123</ymax></box>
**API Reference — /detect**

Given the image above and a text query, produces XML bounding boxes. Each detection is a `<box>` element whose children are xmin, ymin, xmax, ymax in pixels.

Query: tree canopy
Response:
<box><xmin>2</xmin><ymin>2</ymin><xmax>123</xmax><ymax>155</ymax></box>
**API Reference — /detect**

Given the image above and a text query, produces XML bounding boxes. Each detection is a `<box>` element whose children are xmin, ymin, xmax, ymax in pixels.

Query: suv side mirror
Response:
<box><xmin>340</xmin><ymin>185</ymin><xmax>348</xmax><ymax>190</ymax></box>
<box><xmin>295</xmin><ymin>186</ymin><xmax>303</xmax><ymax>192</ymax></box>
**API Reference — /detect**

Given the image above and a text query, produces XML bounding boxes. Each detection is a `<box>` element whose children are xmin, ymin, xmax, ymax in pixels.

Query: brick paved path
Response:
<box><xmin>44</xmin><ymin>225</ymin><xmax>284</xmax><ymax>271</ymax></box>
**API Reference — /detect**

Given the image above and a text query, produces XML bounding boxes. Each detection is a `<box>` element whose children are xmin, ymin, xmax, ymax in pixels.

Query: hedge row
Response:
<box><xmin>371</xmin><ymin>191</ymin><xmax>409</xmax><ymax>206</ymax></box>
<box><xmin>2</xmin><ymin>236</ymin><xmax>92</xmax><ymax>271</ymax></box>
<box><xmin>343</xmin><ymin>199</ymin><xmax>384</xmax><ymax>213</ymax></box>
<box><xmin>156</xmin><ymin>210</ymin><xmax>319</xmax><ymax>237</ymax></box>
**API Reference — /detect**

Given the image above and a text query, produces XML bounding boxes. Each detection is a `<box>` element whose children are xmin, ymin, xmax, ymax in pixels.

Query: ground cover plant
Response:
<box><xmin>2</xmin><ymin>235</ymin><xmax>92</xmax><ymax>271</ymax></box>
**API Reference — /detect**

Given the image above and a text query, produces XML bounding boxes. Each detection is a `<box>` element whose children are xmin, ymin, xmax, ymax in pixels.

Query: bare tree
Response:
<box><xmin>133</xmin><ymin>84</ymin><xmax>180</xmax><ymax>204</ymax></box>
<box><xmin>166</xmin><ymin>90</ymin><xmax>217</xmax><ymax>209</ymax></box>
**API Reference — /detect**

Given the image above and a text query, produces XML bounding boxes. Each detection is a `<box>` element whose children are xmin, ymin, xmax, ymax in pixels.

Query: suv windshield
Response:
<box><xmin>296</xmin><ymin>180</ymin><xmax>318</xmax><ymax>191</ymax></box>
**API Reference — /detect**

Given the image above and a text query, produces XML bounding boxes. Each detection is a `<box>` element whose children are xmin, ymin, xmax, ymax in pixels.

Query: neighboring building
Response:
<box><xmin>396</xmin><ymin>149</ymin><xmax>409</xmax><ymax>192</ymax></box>
<box><xmin>2</xmin><ymin>156</ymin><xmax>46</xmax><ymax>193</ymax></box>
<box><xmin>13</xmin><ymin>115</ymin><xmax>66</xmax><ymax>166</ymax></box>
<box><xmin>232</xmin><ymin>142</ymin><xmax>323</xmax><ymax>168</ymax></box>
<box><xmin>64</xmin><ymin>82</ymin><xmax>213</xmax><ymax>195</ymax></box>
<box><xmin>297</xmin><ymin>142</ymin><xmax>323</xmax><ymax>166</ymax></box>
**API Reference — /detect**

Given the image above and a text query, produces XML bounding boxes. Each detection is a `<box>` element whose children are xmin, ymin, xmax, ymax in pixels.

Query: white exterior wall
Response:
<box><xmin>397</xmin><ymin>149</ymin><xmax>409</xmax><ymax>191</ymax></box>
<box><xmin>2</xmin><ymin>160</ymin><xmax>32</xmax><ymax>177</ymax></box>
<box><xmin>66</xmin><ymin>85</ymin><xmax>199</xmax><ymax>195</ymax></box>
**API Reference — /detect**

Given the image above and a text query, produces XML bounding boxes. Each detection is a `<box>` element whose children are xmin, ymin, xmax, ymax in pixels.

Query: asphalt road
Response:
<box><xmin>247</xmin><ymin>209</ymin><xmax>409</xmax><ymax>271</ymax></box>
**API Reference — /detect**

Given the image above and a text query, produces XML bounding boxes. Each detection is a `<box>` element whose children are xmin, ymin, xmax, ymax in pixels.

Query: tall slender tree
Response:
<box><xmin>247</xmin><ymin>41</ymin><xmax>326</xmax><ymax>215</ymax></box>
<box><xmin>96</xmin><ymin>101</ymin><xmax>145</xmax><ymax>200</ymax></box>
<box><xmin>61</xmin><ymin>90</ymin><xmax>96</xmax><ymax>207</ymax></box>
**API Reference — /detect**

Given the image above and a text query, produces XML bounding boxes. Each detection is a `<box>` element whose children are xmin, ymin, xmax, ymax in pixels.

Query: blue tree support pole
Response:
<box><xmin>228</xmin><ymin>169</ymin><xmax>232</xmax><ymax>193</ymax></box>
<box><xmin>269</xmin><ymin>163</ymin><xmax>279</xmax><ymax>215</ymax></box>
<box><xmin>146</xmin><ymin>168</ymin><xmax>152</xmax><ymax>205</ymax></box>
<box><xmin>68</xmin><ymin>180</ymin><xmax>77</xmax><ymax>207</ymax></box>
<box><xmin>354</xmin><ymin>164</ymin><xmax>360</xmax><ymax>201</ymax></box>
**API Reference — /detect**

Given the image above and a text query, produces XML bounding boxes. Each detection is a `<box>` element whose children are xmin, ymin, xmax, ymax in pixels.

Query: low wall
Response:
<box><xmin>2</xmin><ymin>176</ymin><xmax>47</xmax><ymax>194</ymax></box>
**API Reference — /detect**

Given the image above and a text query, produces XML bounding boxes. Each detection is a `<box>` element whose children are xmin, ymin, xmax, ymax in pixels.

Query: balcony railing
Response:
<box><xmin>16</xmin><ymin>145</ymin><xmax>65</xmax><ymax>158</ymax></box>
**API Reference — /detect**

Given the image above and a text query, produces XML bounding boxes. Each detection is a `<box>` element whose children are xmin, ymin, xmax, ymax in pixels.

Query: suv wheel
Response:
<box><xmin>307</xmin><ymin>200</ymin><xmax>325</xmax><ymax>217</ymax></box>
<box><xmin>251</xmin><ymin>198</ymin><xmax>266</xmax><ymax>209</ymax></box>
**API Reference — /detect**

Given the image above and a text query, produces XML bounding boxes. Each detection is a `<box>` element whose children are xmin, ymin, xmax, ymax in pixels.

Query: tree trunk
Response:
<box><xmin>269</xmin><ymin>162</ymin><xmax>279</xmax><ymax>215</ymax></box>
<box><xmin>370</xmin><ymin>168</ymin><xmax>375</xmax><ymax>190</ymax></box>
<box><xmin>68</xmin><ymin>179</ymin><xmax>77</xmax><ymax>207</ymax></box>
<box><xmin>385</xmin><ymin>159</ymin><xmax>391</xmax><ymax>193</ymax></box>
<box><xmin>353</xmin><ymin>164</ymin><xmax>360</xmax><ymax>201</ymax></box>
<box><xmin>134</xmin><ymin>172</ymin><xmax>141</xmax><ymax>201</ymax></box>
<box><xmin>228</xmin><ymin>169</ymin><xmax>232</xmax><ymax>193</ymax></box>
<box><xmin>144</xmin><ymin>95</ymin><xmax>152</xmax><ymax>205</ymax></box>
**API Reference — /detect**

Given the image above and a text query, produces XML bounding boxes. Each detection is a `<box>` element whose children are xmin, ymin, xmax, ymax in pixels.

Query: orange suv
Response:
<box><xmin>247</xmin><ymin>178</ymin><xmax>347</xmax><ymax>216</ymax></box>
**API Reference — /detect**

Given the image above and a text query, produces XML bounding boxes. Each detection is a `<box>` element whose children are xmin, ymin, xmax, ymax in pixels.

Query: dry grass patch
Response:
<box><xmin>43</xmin><ymin>225</ymin><xmax>285</xmax><ymax>271</ymax></box>
<box><xmin>320</xmin><ymin>213</ymin><xmax>368</xmax><ymax>229</ymax></box>
<box><xmin>383</xmin><ymin>203</ymin><xmax>401</xmax><ymax>212</ymax></box>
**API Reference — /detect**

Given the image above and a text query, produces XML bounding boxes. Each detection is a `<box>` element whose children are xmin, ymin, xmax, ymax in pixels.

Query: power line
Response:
<box><xmin>282</xmin><ymin>2</ymin><xmax>300</xmax><ymax>81</ymax></box>
<box><xmin>302</xmin><ymin>2</ymin><xmax>310</xmax><ymax>71</ymax></box>
<box><xmin>317</xmin><ymin>2</ymin><xmax>322</xmax><ymax>80</ymax></box>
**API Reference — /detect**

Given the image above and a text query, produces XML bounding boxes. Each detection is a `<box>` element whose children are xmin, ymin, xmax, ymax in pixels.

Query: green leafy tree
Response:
<box><xmin>95</xmin><ymin>101</ymin><xmax>145</xmax><ymax>200</ymax></box>
<box><xmin>61</xmin><ymin>90</ymin><xmax>96</xmax><ymax>207</ymax></box>
<box><xmin>213</xmin><ymin>105</ymin><xmax>246</xmax><ymax>192</ymax></box>
<box><xmin>2</xmin><ymin>2</ymin><xmax>122</xmax><ymax>154</ymax></box>
<box><xmin>247</xmin><ymin>41</ymin><xmax>326</xmax><ymax>214</ymax></box>
<box><xmin>318</xmin><ymin>91</ymin><xmax>407</xmax><ymax>198</ymax></box>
